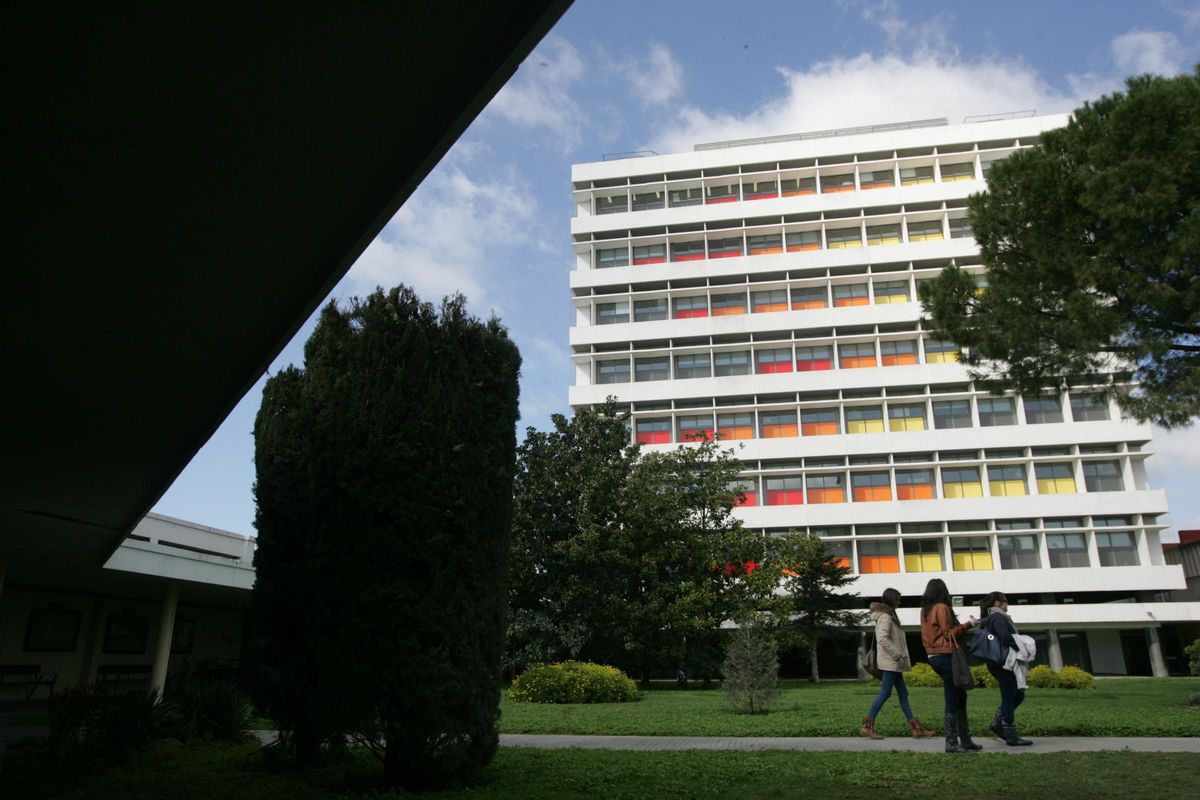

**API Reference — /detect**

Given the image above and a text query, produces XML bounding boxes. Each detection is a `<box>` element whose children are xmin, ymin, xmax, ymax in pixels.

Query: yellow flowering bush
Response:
<box><xmin>508</xmin><ymin>661</ymin><xmax>639</xmax><ymax>704</ymax></box>
<box><xmin>903</xmin><ymin>662</ymin><xmax>942</xmax><ymax>687</ymax></box>
<box><xmin>1026</xmin><ymin>664</ymin><xmax>1095</xmax><ymax>689</ymax></box>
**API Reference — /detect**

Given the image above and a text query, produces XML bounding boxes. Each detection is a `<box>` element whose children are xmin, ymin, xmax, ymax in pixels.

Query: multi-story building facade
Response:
<box><xmin>567</xmin><ymin>115</ymin><xmax>1198</xmax><ymax>677</ymax></box>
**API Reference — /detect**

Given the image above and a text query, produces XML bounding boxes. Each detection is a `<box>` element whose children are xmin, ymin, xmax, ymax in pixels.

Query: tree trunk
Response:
<box><xmin>809</xmin><ymin>640</ymin><xmax>820</xmax><ymax>683</ymax></box>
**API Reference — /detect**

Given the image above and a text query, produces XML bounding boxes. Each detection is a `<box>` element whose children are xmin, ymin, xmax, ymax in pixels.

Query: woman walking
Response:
<box><xmin>919</xmin><ymin>578</ymin><xmax>980</xmax><ymax>752</ymax></box>
<box><xmin>860</xmin><ymin>588</ymin><xmax>934</xmax><ymax>739</ymax></box>
<box><xmin>978</xmin><ymin>592</ymin><xmax>1033</xmax><ymax>746</ymax></box>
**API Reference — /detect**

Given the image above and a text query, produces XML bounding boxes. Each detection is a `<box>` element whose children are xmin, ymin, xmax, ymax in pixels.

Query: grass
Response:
<box><xmin>500</xmin><ymin>678</ymin><xmax>1200</xmax><ymax>738</ymax></box>
<box><xmin>2</xmin><ymin>741</ymin><xmax>1198</xmax><ymax>800</ymax></box>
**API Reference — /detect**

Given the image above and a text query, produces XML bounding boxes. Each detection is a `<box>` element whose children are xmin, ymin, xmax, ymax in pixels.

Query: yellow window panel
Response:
<box><xmin>846</xmin><ymin>419</ymin><xmax>885</xmax><ymax>434</ymax></box>
<box><xmin>989</xmin><ymin>480</ymin><xmax>1027</xmax><ymax>496</ymax></box>
<box><xmin>942</xmin><ymin>174</ymin><xmax>973</xmax><ymax>182</ymax></box>
<box><xmin>925</xmin><ymin>351</ymin><xmax>960</xmax><ymax>363</ymax></box>
<box><xmin>908</xmin><ymin>231</ymin><xmax>945</xmax><ymax>242</ymax></box>
<box><xmin>901</xmin><ymin>176</ymin><xmax>935</xmax><ymax>186</ymax></box>
<box><xmin>944</xmin><ymin>482</ymin><xmax>983</xmax><ymax>499</ymax></box>
<box><xmin>828</xmin><ymin>239</ymin><xmax>863</xmax><ymax>249</ymax></box>
<box><xmin>868</xmin><ymin>236</ymin><xmax>902</xmax><ymax>246</ymax></box>
<box><xmin>889</xmin><ymin>417</ymin><xmax>926</xmax><ymax>432</ymax></box>
<box><xmin>874</xmin><ymin>293</ymin><xmax>909</xmax><ymax>304</ymax></box>
<box><xmin>952</xmin><ymin>552</ymin><xmax>994</xmax><ymax>571</ymax></box>
<box><xmin>1037</xmin><ymin>477</ymin><xmax>1077</xmax><ymax>494</ymax></box>
<box><xmin>904</xmin><ymin>553</ymin><xmax>943</xmax><ymax>572</ymax></box>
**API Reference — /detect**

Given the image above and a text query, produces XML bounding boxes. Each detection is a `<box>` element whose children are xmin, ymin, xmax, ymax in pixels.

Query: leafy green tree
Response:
<box><xmin>921</xmin><ymin>69</ymin><xmax>1200</xmax><ymax>427</ymax></box>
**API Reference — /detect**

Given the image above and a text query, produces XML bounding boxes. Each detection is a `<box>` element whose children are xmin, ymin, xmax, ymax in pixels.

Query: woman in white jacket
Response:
<box><xmin>860</xmin><ymin>588</ymin><xmax>934</xmax><ymax>739</ymax></box>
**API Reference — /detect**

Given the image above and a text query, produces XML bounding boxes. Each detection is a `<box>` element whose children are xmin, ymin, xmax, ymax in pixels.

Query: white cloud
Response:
<box><xmin>486</xmin><ymin>37</ymin><xmax>586</xmax><ymax>150</ymax></box>
<box><xmin>620</xmin><ymin>42</ymin><xmax>684</xmax><ymax>108</ymax></box>
<box><xmin>1110</xmin><ymin>29</ymin><xmax>1187</xmax><ymax>76</ymax></box>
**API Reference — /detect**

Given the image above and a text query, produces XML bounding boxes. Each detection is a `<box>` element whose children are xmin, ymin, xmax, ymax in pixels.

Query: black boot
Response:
<box><xmin>989</xmin><ymin>710</ymin><xmax>1004</xmax><ymax>738</ymax></box>
<box><xmin>956</xmin><ymin>711</ymin><xmax>983</xmax><ymax>751</ymax></box>
<box><xmin>943</xmin><ymin>713</ymin><xmax>967</xmax><ymax>753</ymax></box>
<box><xmin>1001</xmin><ymin>717</ymin><xmax>1032</xmax><ymax>746</ymax></box>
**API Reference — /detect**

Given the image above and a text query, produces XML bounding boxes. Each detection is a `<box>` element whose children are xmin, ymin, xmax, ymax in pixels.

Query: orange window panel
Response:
<box><xmin>860</xmin><ymin>181</ymin><xmax>893</xmax><ymax>190</ymax></box>
<box><xmin>781</xmin><ymin>188</ymin><xmax>816</xmax><ymax>197</ymax></box>
<box><xmin>860</xmin><ymin>555</ymin><xmax>900</xmax><ymax>574</ymax></box>
<box><xmin>853</xmin><ymin>486</ymin><xmax>893</xmax><ymax>502</ymax></box>
<box><xmin>881</xmin><ymin>353</ymin><xmax>918</xmax><ymax>366</ymax></box>
<box><xmin>842</xmin><ymin>356</ymin><xmax>876</xmax><ymax>369</ymax></box>
<box><xmin>718</xmin><ymin>426</ymin><xmax>755</xmax><ymax>440</ymax></box>
<box><xmin>754</xmin><ymin>302</ymin><xmax>789</xmax><ymax>313</ymax></box>
<box><xmin>761</xmin><ymin>424</ymin><xmax>799</xmax><ymax>438</ymax></box>
<box><xmin>711</xmin><ymin>306</ymin><xmax>746</xmax><ymax>317</ymax></box>
<box><xmin>786</xmin><ymin>243</ymin><xmax>820</xmax><ymax>253</ymax></box>
<box><xmin>832</xmin><ymin>556</ymin><xmax>851</xmax><ymax>570</ymax></box>
<box><xmin>801</xmin><ymin>422</ymin><xmax>838</xmax><ymax>436</ymax></box>
<box><xmin>750</xmin><ymin>246</ymin><xmax>784</xmax><ymax>255</ymax></box>
<box><xmin>792</xmin><ymin>300</ymin><xmax>826</xmax><ymax>310</ymax></box>
<box><xmin>896</xmin><ymin>484</ymin><xmax>935</xmax><ymax>501</ymax></box>
<box><xmin>822</xmin><ymin>185</ymin><xmax>855</xmax><ymax>194</ymax></box>
<box><xmin>808</xmin><ymin>488</ymin><xmax>845</xmax><ymax>504</ymax></box>
<box><xmin>833</xmin><ymin>296</ymin><xmax>870</xmax><ymax>308</ymax></box>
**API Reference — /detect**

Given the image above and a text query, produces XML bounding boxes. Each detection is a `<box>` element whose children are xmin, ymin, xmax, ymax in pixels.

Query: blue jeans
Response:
<box><xmin>986</xmin><ymin>662</ymin><xmax>1026</xmax><ymax>719</ymax></box>
<box><xmin>868</xmin><ymin>670</ymin><xmax>914</xmax><ymax>719</ymax></box>
<box><xmin>928</xmin><ymin>654</ymin><xmax>967</xmax><ymax>716</ymax></box>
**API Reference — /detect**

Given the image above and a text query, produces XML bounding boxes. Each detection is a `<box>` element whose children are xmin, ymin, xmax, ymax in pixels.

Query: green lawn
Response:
<box><xmin>500</xmin><ymin>678</ymin><xmax>1200</xmax><ymax>738</ymax></box>
<box><xmin>2</xmin><ymin>742</ymin><xmax>1198</xmax><ymax>800</ymax></box>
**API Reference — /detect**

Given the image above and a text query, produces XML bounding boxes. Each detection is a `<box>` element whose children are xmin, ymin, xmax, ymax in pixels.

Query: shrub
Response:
<box><xmin>720</xmin><ymin>627</ymin><xmax>780</xmax><ymax>715</ymax></box>
<box><xmin>1187</xmin><ymin>691</ymin><xmax>1200</xmax><ymax>708</ymax></box>
<box><xmin>508</xmin><ymin>662</ymin><xmax>638</xmax><ymax>704</ymax></box>
<box><xmin>970</xmin><ymin>664</ymin><xmax>997</xmax><ymax>688</ymax></box>
<box><xmin>1057</xmin><ymin>666</ymin><xmax>1096</xmax><ymax>689</ymax></box>
<box><xmin>1027</xmin><ymin>664</ymin><xmax>1061</xmax><ymax>688</ymax></box>
<box><xmin>167</xmin><ymin>672</ymin><xmax>254</xmax><ymax>742</ymax></box>
<box><xmin>1185</xmin><ymin>637</ymin><xmax>1200</xmax><ymax>677</ymax></box>
<box><xmin>48</xmin><ymin>686</ymin><xmax>168</xmax><ymax>765</ymax></box>
<box><xmin>903</xmin><ymin>662</ymin><xmax>942</xmax><ymax>688</ymax></box>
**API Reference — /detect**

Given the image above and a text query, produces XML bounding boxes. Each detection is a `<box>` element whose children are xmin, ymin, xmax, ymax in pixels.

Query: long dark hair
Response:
<box><xmin>979</xmin><ymin>591</ymin><xmax>1007</xmax><ymax>619</ymax></box>
<box><xmin>881</xmin><ymin>588</ymin><xmax>902</xmax><ymax>608</ymax></box>
<box><xmin>920</xmin><ymin>578</ymin><xmax>952</xmax><ymax>619</ymax></box>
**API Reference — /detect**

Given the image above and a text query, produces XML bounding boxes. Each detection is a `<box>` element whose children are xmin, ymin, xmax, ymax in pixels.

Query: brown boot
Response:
<box><xmin>860</xmin><ymin>716</ymin><xmax>884</xmax><ymax>740</ymax></box>
<box><xmin>908</xmin><ymin>717</ymin><xmax>934</xmax><ymax>738</ymax></box>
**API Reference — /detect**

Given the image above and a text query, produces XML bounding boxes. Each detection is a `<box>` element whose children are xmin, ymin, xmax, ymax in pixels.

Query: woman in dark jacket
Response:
<box><xmin>919</xmin><ymin>578</ymin><xmax>980</xmax><ymax>752</ymax></box>
<box><xmin>978</xmin><ymin>591</ymin><xmax>1032</xmax><ymax>746</ymax></box>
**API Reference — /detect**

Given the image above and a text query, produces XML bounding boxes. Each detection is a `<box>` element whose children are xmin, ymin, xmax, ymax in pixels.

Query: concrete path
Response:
<box><xmin>499</xmin><ymin>734</ymin><xmax>1200</xmax><ymax>754</ymax></box>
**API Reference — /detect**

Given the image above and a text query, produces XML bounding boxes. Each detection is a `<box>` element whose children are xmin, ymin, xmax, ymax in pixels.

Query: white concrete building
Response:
<box><xmin>567</xmin><ymin>115</ymin><xmax>1198</xmax><ymax>676</ymax></box>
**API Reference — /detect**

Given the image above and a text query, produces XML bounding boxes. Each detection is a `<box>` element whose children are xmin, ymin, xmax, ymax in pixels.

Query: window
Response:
<box><xmin>765</xmin><ymin>476</ymin><xmax>804</xmax><ymax>505</ymax></box>
<box><xmin>1035</xmin><ymin>463</ymin><xmax>1077</xmax><ymax>494</ymax></box>
<box><xmin>713</xmin><ymin>350</ymin><xmax>751</xmax><ymax>376</ymax></box>
<box><xmin>951</xmin><ymin>537</ymin><xmax>994</xmax><ymax>570</ymax></box>
<box><xmin>977</xmin><ymin>397</ymin><xmax>1017</xmax><ymax>426</ymax></box>
<box><xmin>874</xmin><ymin>281</ymin><xmax>910</xmax><ymax>304</ymax></box>
<box><xmin>852</xmin><ymin>471</ymin><xmax>891</xmax><ymax>502</ymax></box>
<box><xmin>717</xmin><ymin>413</ymin><xmax>754</xmax><ymax>440</ymax></box>
<box><xmin>743</xmin><ymin>180</ymin><xmax>778</xmax><ymax>200</ymax></box>
<box><xmin>711</xmin><ymin>293</ymin><xmax>747</xmax><ymax>316</ymax></box>
<box><xmin>860</xmin><ymin>169</ymin><xmax>895</xmax><ymax>189</ymax></box>
<box><xmin>760</xmin><ymin>410</ymin><xmax>798</xmax><ymax>438</ymax></box>
<box><xmin>866</xmin><ymin>224</ymin><xmax>902</xmax><ymax>246</ymax></box>
<box><xmin>706</xmin><ymin>183</ymin><xmax>739</xmax><ymax>203</ymax></box>
<box><xmin>1096</xmin><ymin>531</ymin><xmax>1139</xmax><ymax>566</ymax></box>
<box><xmin>826</xmin><ymin>226</ymin><xmax>862</xmax><ymax>248</ymax></box>
<box><xmin>674</xmin><ymin>353</ymin><xmax>711</xmax><ymax>379</ymax></box>
<box><xmin>756</xmin><ymin>347</ymin><xmax>794</xmax><ymax>374</ymax></box>
<box><xmin>748</xmin><ymin>234</ymin><xmax>783</xmax><ymax>255</ymax></box>
<box><xmin>839</xmin><ymin>342</ymin><xmax>877</xmax><ymax>369</ymax></box>
<box><xmin>596</xmin><ymin>194</ymin><xmax>628</xmax><ymax>214</ymax></box>
<box><xmin>940</xmin><ymin>161</ymin><xmax>975</xmax><ymax>181</ymax></box>
<box><xmin>632</xmin><ymin>243</ymin><xmax>666</xmax><ymax>265</ymax></box>
<box><xmin>888</xmin><ymin>402</ymin><xmax>926</xmax><ymax>431</ymax></box>
<box><xmin>781</xmin><ymin>177</ymin><xmax>816</xmax><ymax>196</ymax></box>
<box><xmin>752</xmin><ymin>289</ymin><xmax>790</xmax><ymax>313</ymax></box>
<box><xmin>948</xmin><ymin>217</ymin><xmax>973</xmax><ymax>239</ymax></box>
<box><xmin>596</xmin><ymin>359</ymin><xmax>629</xmax><ymax>384</ymax></box>
<box><xmin>631</xmin><ymin>191</ymin><xmax>664</xmax><ymax>211</ymax></box>
<box><xmin>708</xmin><ymin>236</ymin><xmax>743</xmax><ymax>259</ymax></box>
<box><xmin>845</xmin><ymin>406</ymin><xmax>884</xmax><ymax>434</ymax></box>
<box><xmin>932</xmin><ymin>399</ymin><xmax>972</xmax><ymax>429</ymax></box>
<box><xmin>988</xmin><ymin>464</ymin><xmax>1027</xmax><ymax>496</ymax></box>
<box><xmin>801</xmin><ymin>408</ymin><xmax>840</xmax><ymax>436</ymax></box>
<box><xmin>635</xmin><ymin>417</ymin><xmax>670</xmax><ymax>444</ymax></box>
<box><xmin>1043</xmin><ymin>517</ymin><xmax>1083</xmax><ymax>529</ymax></box>
<box><xmin>786</xmin><ymin>229</ymin><xmax>821</xmax><ymax>252</ymax></box>
<box><xmin>731</xmin><ymin>479</ymin><xmax>757</xmax><ymax>507</ymax></box>
<box><xmin>895</xmin><ymin>469</ymin><xmax>935</xmax><ymax>500</ymax></box>
<box><xmin>634</xmin><ymin>298</ymin><xmax>668</xmax><ymax>321</ymax></box>
<box><xmin>998</xmin><ymin>535</ymin><xmax>1041</xmax><ymax>569</ymax></box>
<box><xmin>942</xmin><ymin>467</ymin><xmax>983</xmax><ymax>498</ymax></box>
<box><xmin>807</xmin><ymin>473</ymin><xmax>845</xmax><ymax>504</ymax></box>
<box><xmin>673</xmin><ymin>296</ymin><xmax>708</xmax><ymax>319</ymax></box>
<box><xmin>669</xmin><ymin>187</ymin><xmax>702</xmax><ymax>207</ymax></box>
<box><xmin>1083</xmin><ymin>461</ymin><xmax>1124</xmax><ymax>492</ymax></box>
<box><xmin>670</xmin><ymin>239</ymin><xmax>706</xmax><ymax>261</ymax></box>
<box><xmin>634</xmin><ymin>356</ymin><xmax>670</xmax><ymax>382</ymax></box>
<box><xmin>900</xmin><ymin>165</ymin><xmax>934</xmax><ymax>185</ymax></box>
<box><xmin>1070</xmin><ymin>393</ymin><xmax>1110</xmax><ymax>421</ymax></box>
<box><xmin>596</xmin><ymin>246</ymin><xmax>629</xmax><ymax>268</ymax></box>
<box><xmin>1024</xmin><ymin>395</ymin><xmax>1064</xmax><ymax>424</ymax></box>
<box><xmin>821</xmin><ymin>173</ymin><xmax>856</xmax><ymax>193</ymax></box>
<box><xmin>832</xmin><ymin>283</ymin><xmax>870</xmax><ymax>307</ymax></box>
<box><xmin>1046</xmin><ymin>533</ymin><xmax>1090</xmax><ymax>568</ymax></box>
<box><xmin>859</xmin><ymin>540</ymin><xmax>900</xmax><ymax>573</ymax></box>
<box><xmin>678</xmin><ymin>414</ymin><xmax>714</xmax><ymax>441</ymax></box>
<box><xmin>1094</xmin><ymin>516</ymin><xmax>1131</xmax><ymax>527</ymax></box>
<box><xmin>907</xmin><ymin>219</ymin><xmax>944</xmax><ymax>241</ymax></box>
<box><xmin>596</xmin><ymin>302</ymin><xmax>629</xmax><ymax>325</ymax></box>
<box><xmin>924</xmin><ymin>340</ymin><xmax>960</xmax><ymax>363</ymax></box>
<box><xmin>795</xmin><ymin>345</ymin><xmax>834</xmax><ymax>371</ymax></box>
<box><xmin>826</xmin><ymin>541</ymin><xmax>853</xmax><ymax>570</ymax></box>
<box><xmin>905</xmin><ymin>539</ymin><xmax>944</xmax><ymax>572</ymax></box>
<box><xmin>792</xmin><ymin>285</ymin><xmax>828</xmax><ymax>309</ymax></box>
<box><xmin>880</xmin><ymin>339</ymin><xmax>917</xmax><ymax>365</ymax></box>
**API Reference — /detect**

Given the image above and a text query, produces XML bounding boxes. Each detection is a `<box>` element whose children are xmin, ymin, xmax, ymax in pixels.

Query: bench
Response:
<box><xmin>0</xmin><ymin>664</ymin><xmax>58</xmax><ymax>701</ymax></box>
<box><xmin>95</xmin><ymin>664</ymin><xmax>152</xmax><ymax>688</ymax></box>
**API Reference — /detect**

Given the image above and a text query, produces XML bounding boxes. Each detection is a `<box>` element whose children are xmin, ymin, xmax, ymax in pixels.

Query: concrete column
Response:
<box><xmin>149</xmin><ymin>582</ymin><xmax>180</xmax><ymax>701</ymax></box>
<box><xmin>1147</xmin><ymin>626</ymin><xmax>1169</xmax><ymax>678</ymax></box>
<box><xmin>1047</xmin><ymin>628</ymin><xmax>1064</xmax><ymax>670</ymax></box>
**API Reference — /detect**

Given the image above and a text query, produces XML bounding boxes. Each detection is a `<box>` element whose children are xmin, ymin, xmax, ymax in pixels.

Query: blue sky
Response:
<box><xmin>154</xmin><ymin>0</ymin><xmax>1200</xmax><ymax>538</ymax></box>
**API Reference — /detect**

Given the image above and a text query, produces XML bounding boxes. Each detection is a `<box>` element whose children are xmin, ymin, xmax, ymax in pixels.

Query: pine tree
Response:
<box><xmin>721</xmin><ymin>626</ymin><xmax>780</xmax><ymax>714</ymax></box>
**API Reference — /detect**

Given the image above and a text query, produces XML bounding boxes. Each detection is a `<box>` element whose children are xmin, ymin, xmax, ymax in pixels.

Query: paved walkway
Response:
<box><xmin>500</xmin><ymin>734</ymin><xmax>1200</xmax><ymax>753</ymax></box>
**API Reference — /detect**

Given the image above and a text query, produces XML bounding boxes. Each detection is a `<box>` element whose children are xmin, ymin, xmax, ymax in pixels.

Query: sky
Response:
<box><xmin>153</xmin><ymin>0</ymin><xmax>1200</xmax><ymax>539</ymax></box>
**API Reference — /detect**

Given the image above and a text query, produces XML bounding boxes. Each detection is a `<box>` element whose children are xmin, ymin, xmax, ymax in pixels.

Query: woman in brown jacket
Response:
<box><xmin>860</xmin><ymin>588</ymin><xmax>934</xmax><ymax>739</ymax></box>
<box><xmin>919</xmin><ymin>578</ymin><xmax>980</xmax><ymax>752</ymax></box>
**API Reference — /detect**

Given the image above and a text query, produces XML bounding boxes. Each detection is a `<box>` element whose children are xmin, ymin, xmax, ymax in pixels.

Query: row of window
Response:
<box><xmin>588</xmin><ymin>216</ymin><xmax>972</xmax><ymax>268</ymax></box>
<box><xmin>763</xmin><ymin>515</ymin><xmax>1148</xmax><ymax>536</ymax></box>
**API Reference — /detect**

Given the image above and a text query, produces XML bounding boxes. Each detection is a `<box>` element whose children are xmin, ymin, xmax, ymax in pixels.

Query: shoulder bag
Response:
<box><xmin>950</xmin><ymin>632</ymin><xmax>975</xmax><ymax>690</ymax></box>
<box><xmin>862</xmin><ymin>632</ymin><xmax>883</xmax><ymax>679</ymax></box>
<box><xmin>969</xmin><ymin>625</ymin><xmax>1007</xmax><ymax>665</ymax></box>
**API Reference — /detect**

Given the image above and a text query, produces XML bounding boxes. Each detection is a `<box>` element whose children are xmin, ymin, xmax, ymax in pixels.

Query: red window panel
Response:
<box><xmin>766</xmin><ymin>489</ymin><xmax>805</xmax><ymax>505</ymax></box>
<box><xmin>709</xmin><ymin>250</ymin><xmax>741</xmax><ymax>259</ymax></box>
<box><xmin>796</xmin><ymin>358</ymin><xmax>833</xmax><ymax>372</ymax></box>
<box><xmin>633</xmin><ymin>255</ymin><xmax>666</xmax><ymax>265</ymax></box>
<box><xmin>673</xmin><ymin>308</ymin><xmax>709</xmax><ymax>319</ymax></box>
<box><xmin>680</xmin><ymin>427</ymin><xmax>715</xmax><ymax>441</ymax></box>
<box><xmin>636</xmin><ymin>430</ymin><xmax>670</xmax><ymax>445</ymax></box>
<box><xmin>706</xmin><ymin>195</ymin><xmax>737</xmax><ymax>204</ymax></box>
<box><xmin>744</xmin><ymin>192</ymin><xmax>777</xmax><ymax>201</ymax></box>
<box><xmin>736</xmin><ymin>491</ymin><xmax>758</xmax><ymax>507</ymax></box>
<box><xmin>757</xmin><ymin>361</ymin><xmax>793</xmax><ymax>374</ymax></box>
